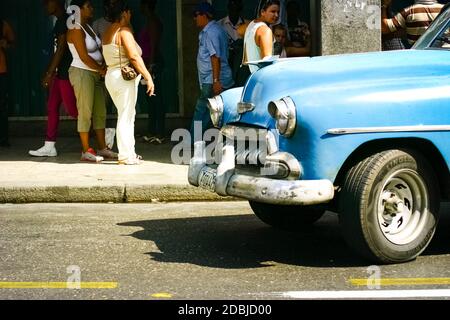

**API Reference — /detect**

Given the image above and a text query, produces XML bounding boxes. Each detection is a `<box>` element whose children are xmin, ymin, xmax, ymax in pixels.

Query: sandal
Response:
<box><xmin>118</xmin><ymin>155</ymin><xmax>143</xmax><ymax>165</ymax></box>
<box><xmin>153</xmin><ymin>137</ymin><xmax>166</xmax><ymax>145</ymax></box>
<box><xmin>143</xmin><ymin>135</ymin><xmax>156</xmax><ymax>142</ymax></box>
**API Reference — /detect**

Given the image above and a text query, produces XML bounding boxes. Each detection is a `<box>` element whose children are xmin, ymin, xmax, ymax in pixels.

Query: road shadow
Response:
<box><xmin>423</xmin><ymin>203</ymin><xmax>450</xmax><ymax>256</ymax></box>
<box><xmin>118</xmin><ymin>212</ymin><xmax>371</xmax><ymax>269</ymax></box>
<box><xmin>118</xmin><ymin>205</ymin><xmax>450</xmax><ymax>269</ymax></box>
<box><xmin>0</xmin><ymin>137</ymin><xmax>178</xmax><ymax>165</ymax></box>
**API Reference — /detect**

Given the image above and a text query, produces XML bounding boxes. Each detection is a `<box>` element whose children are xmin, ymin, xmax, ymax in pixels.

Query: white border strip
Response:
<box><xmin>327</xmin><ymin>125</ymin><xmax>450</xmax><ymax>135</ymax></box>
<box><xmin>272</xmin><ymin>290</ymin><xmax>450</xmax><ymax>299</ymax></box>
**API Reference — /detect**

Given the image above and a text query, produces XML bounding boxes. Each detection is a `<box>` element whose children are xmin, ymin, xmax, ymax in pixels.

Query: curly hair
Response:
<box><xmin>70</xmin><ymin>0</ymin><xmax>91</xmax><ymax>9</ymax></box>
<box><xmin>106</xmin><ymin>0</ymin><xmax>130</xmax><ymax>22</ymax></box>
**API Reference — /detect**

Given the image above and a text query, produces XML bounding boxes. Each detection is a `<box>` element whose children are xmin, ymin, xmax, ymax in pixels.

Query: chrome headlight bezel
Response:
<box><xmin>268</xmin><ymin>97</ymin><xmax>297</xmax><ymax>137</ymax></box>
<box><xmin>207</xmin><ymin>96</ymin><xmax>224</xmax><ymax>128</ymax></box>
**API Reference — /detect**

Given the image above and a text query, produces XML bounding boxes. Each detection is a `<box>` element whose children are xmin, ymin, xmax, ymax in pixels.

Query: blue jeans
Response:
<box><xmin>190</xmin><ymin>84</ymin><xmax>213</xmax><ymax>143</ymax></box>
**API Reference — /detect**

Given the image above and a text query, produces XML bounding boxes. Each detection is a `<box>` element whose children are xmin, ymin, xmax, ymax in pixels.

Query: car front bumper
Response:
<box><xmin>188</xmin><ymin>141</ymin><xmax>335</xmax><ymax>206</ymax></box>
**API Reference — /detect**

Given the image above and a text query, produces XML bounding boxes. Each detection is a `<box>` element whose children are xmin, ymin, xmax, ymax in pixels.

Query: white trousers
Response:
<box><xmin>105</xmin><ymin>69</ymin><xmax>141</xmax><ymax>162</ymax></box>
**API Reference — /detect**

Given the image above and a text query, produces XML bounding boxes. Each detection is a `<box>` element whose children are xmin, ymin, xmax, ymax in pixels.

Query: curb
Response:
<box><xmin>0</xmin><ymin>185</ymin><xmax>240</xmax><ymax>204</ymax></box>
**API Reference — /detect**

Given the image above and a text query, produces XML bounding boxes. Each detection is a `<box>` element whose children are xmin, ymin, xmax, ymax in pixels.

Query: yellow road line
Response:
<box><xmin>150</xmin><ymin>293</ymin><xmax>173</xmax><ymax>299</ymax></box>
<box><xmin>350</xmin><ymin>278</ymin><xmax>450</xmax><ymax>286</ymax></box>
<box><xmin>0</xmin><ymin>282</ymin><xmax>118</xmax><ymax>289</ymax></box>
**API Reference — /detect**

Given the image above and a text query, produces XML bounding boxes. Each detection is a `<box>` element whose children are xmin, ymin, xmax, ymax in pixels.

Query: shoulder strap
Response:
<box><xmin>75</xmin><ymin>22</ymin><xmax>87</xmax><ymax>34</ymax></box>
<box><xmin>85</xmin><ymin>23</ymin><xmax>99</xmax><ymax>40</ymax></box>
<box><xmin>76</xmin><ymin>22</ymin><xmax>99</xmax><ymax>42</ymax></box>
<box><xmin>112</xmin><ymin>28</ymin><xmax>120</xmax><ymax>45</ymax></box>
<box><xmin>118</xmin><ymin>28</ymin><xmax>123</xmax><ymax>68</ymax></box>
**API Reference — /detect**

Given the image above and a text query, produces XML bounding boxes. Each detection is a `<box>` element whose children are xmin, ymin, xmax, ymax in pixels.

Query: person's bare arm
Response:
<box><xmin>0</xmin><ymin>21</ymin><xmax>15</xmax><ymax>50</ymax></box>
<box><xmin>237</xmin><ymin>21</ymin><xmax>249</xmax><ymax>39</ymax></box>
<box><xmin>255</xmin><ymin>24</ymin><xmax>273</xmax><ymax>59</ymax></box>
<box><xmin>285</xmin><ymin>45</ymin><xmax>310</xmax><ymax>57</ymax></box>
<box><xmin>121</xmin><ymin>28</ymin><xmax>154</xmax><ymax>96</ymax></box>
<box><xmin>381</xmin><ymin>7</ymin><xmax>392</xmax><ymax>34</ymax></box>
<box><xmin>211</xmin><ymin>55</ymin><xmax>222</xmax><ymax>95</ymax></box>
<box><xmin>42</xmin><ymin>33</ymin><xmax>67</xmax><ymax>87</ymax></box>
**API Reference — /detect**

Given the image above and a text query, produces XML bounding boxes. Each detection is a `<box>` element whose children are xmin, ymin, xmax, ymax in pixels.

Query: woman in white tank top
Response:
<box><xmin>67</xmin><ymin>0</ymin><xmax>117</xmax><ymax>163</ymax></box>
<box><xmin>243</xmin><ymin>0</ymin><xmax>280</xmax><ymax>73</ymax></box>
<box><xmin>67</xmin><ymin>0</ymin><xmax>105</xmax><ymax>73</ymax></box>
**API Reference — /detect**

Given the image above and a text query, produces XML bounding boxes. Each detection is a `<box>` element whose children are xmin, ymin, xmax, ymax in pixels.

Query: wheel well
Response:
<box><xmin>334</xmin><ymin>138</ymin><xmax>450</xmax><ymax>200</ymax></box>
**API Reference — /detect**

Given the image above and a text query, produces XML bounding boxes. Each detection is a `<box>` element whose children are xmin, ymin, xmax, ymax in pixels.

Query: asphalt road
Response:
<box><xmin>0</xmin><ymin>202</ymin><xmax>449</xmax><ymax>300</ymax></box>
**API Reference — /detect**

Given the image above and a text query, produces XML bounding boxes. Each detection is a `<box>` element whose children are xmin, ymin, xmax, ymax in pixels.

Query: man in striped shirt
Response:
<box><xmin>381</xmin><ymin>0</ymin><xmax>444</xmax><ymax>47</ymax></box>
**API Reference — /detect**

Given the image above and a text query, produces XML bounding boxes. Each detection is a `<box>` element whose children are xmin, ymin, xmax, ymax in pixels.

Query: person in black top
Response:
<box><xmin>29</xmin><ymin>0</ymin><xmax>79</xmax><ymax>157</ymax></box>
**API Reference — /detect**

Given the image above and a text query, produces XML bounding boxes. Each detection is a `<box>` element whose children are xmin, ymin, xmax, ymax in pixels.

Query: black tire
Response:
<box><xmin>339</xmin><ymin>149</ymin><xmax>440</xmax><ymax>264</ymax></box>
<box><xmin>249</xmin><ymin>201</ymin><xmax>326</xmax><ymax>231</ymax></box>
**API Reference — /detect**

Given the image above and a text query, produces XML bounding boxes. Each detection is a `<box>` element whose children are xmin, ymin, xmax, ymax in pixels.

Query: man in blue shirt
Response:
<box><xmin>190</xmin><ymin>2</ymin><xmax>234</xmax><ymax>142</ymax></box>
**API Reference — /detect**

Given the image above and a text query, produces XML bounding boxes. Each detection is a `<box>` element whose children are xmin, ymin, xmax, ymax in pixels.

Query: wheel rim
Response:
<box><xmin>377</xmin><ymin>169</ymin><xmax>429</xmax><ymax>245</ymax></box>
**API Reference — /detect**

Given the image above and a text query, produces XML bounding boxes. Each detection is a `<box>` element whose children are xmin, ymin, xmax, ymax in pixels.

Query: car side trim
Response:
<box><xmin>327</xmin><ymin>125</ymin><xmax>450</xmax><ymax>135</ymax></box>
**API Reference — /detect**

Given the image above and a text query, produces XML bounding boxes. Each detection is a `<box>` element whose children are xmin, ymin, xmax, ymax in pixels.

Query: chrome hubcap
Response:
<box><xmin>377</xmin><ymin>169</ymin><xmax>429</xmax><ymax>245</ymax></box>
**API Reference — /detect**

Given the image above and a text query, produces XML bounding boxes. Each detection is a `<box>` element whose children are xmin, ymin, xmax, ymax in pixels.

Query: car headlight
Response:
<box><xmin>207</xmin><ymin>96</ymin><xmax>224</xmax><ymax>128</ymax></box>
<box><xmin>268</xmin><ymin>97</ymin><xmax>297</xmax><ymax>137</ymax></box>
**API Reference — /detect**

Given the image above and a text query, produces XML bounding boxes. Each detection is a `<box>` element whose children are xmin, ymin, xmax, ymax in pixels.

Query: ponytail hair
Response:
<box><xmin>255</xmin><ymin>0</ymin><xmax>281</xmax><ymax>17</ymax></box>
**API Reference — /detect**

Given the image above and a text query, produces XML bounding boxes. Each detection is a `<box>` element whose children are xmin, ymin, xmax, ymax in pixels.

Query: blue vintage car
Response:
<box><xmin>189</xmin><ymin>10</ymin><xmax>450</xmax><ymax>264</ymax></box>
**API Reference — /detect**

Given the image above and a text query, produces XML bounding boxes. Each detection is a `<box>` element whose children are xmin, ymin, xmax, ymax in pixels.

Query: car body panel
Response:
<box><xmin>221</xmin><ymin>49</ymin><xmax>450</xmax><ymax>182</ymax></box>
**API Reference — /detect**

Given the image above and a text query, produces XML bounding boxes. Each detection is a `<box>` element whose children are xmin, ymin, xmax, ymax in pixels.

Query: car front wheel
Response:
<box><xmin>249</xmin><ymin>201</ymin><xmax>325</xmax><ymax>231</ymax></box>
<box><xmin>339</xmin><ymin>149</ymin><xmax>439</xmax><ymax>264</ymax></box>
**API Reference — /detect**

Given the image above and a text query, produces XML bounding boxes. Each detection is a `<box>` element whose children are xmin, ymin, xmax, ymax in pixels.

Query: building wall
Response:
<box><xmin>0</xmin><ymin>0</ymin><xmax>51</xmax><ymax>117</ymax></box>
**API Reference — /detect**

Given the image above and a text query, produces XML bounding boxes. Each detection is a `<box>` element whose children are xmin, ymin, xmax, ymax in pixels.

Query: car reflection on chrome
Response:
<box><xmin>188</xmin><ymin>9</ymin><xmax>450</xmax><ymax>264</ymax></box>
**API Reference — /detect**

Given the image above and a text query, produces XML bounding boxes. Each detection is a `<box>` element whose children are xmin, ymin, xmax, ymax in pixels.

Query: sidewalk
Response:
<box><xmin>0</xmin><ymin>137</ymin><xmax>230</xmax><ymax>203</ymax></box>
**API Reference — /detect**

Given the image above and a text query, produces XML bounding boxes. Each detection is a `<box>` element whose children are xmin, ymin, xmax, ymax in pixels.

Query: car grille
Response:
<box><xmin>215</xmin><ymin>125</ymin><xmax>275</xmax><ymax>166</ymax></box>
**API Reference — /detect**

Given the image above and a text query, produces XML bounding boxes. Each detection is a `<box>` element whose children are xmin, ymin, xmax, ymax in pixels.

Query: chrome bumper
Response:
<box><xmin>188</xmin><ymin>141</ymin><xmax>335</xmax><ymax>205</ymax></box>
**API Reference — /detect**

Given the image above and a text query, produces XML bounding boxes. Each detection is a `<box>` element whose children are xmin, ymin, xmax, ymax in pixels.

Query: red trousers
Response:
<box><xmin>46</xmin><ymin>76</ymin><xmax>78</xmax><ymax>141</ymax></box>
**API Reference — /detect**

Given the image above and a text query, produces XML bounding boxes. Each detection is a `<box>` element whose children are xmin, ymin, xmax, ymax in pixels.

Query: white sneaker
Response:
<box><xmin>29</xmin><ymin>141</ymin><xmax>57</xmax><ymax>157</ymax></box>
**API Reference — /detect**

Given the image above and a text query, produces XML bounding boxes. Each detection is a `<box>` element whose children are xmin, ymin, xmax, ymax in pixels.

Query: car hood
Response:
<box><xmin>238</xmin><ymin>49</ymin><xmax>450</xmax><ymax>128</ymax></box>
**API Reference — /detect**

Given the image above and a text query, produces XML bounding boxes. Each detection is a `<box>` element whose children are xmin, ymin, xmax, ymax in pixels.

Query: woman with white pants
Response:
<box><xmin>102</xmin><ymin>0</ymin><xmax>154</xmax><ymax>165</ymax></box>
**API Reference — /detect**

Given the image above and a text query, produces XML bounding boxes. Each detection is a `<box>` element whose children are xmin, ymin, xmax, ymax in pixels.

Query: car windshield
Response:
<box><xmin>413</xmin><ymin>8</ymin><xmax>450</xmax><ymax>49</ymax></box>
